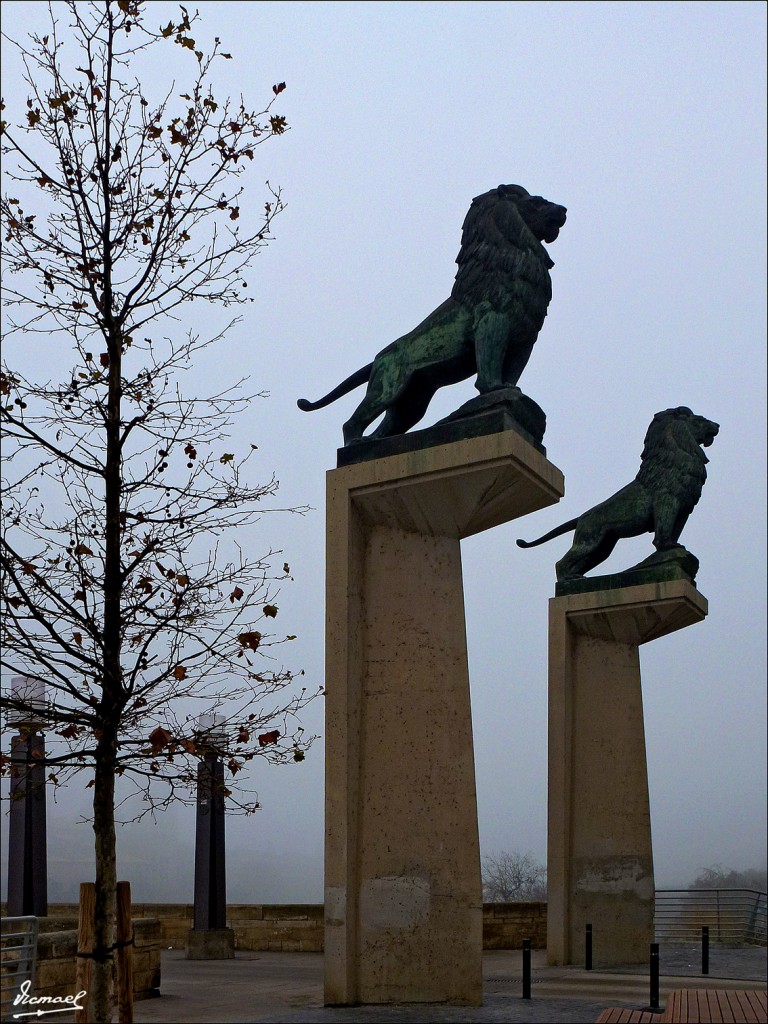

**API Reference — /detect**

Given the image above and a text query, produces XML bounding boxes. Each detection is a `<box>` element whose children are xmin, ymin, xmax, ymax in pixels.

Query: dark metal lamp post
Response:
<box><xmin>7</xmin><ymin>676</ymin><xmax>48</xmax><ymax>918</ymax></box>
<box><xmin>186</xmin><ymin>714</ymin><xmax>235</xmax><ymax>959</ymax></box>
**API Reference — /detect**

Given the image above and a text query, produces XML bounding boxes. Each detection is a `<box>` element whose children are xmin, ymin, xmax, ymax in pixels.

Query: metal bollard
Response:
<box><xmin>649</xmin><ymin>943</ymin><xmax>660</xmax><ymax>1011</ymax></box>
<box><xmin>702</xmin><ymin>925</ymin><xmax>710</xmax><ymax>975</ymax></box>
<box><xmin>522</xmin><ymin>938</ymin><xmax>532</xmax><ymax>999</ymax></box>
<box><xmin>585</xmin><ymin>922</ymin><xmax>593</xmax><ymax>971</ymax></box>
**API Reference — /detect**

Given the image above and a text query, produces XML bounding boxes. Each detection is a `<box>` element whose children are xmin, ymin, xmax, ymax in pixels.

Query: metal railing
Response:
<box><xmin>1</xmin><ymin>916</ymin><xmax>39</xmax><ymax>1022</ymax></box>
<box><xmin>654</xmin><ymin>888</ymin><xmax>767</xmax><ymax>946</ymax></box>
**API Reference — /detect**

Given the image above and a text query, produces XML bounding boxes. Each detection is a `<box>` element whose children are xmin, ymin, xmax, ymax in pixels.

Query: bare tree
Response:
<box><xmin>482</xmin><ymin>851</ymin><xmax>547</xmax><ymax>902</ymax></box>
<box><xmin>0</xmin><ymin>3</ymin><xmax>316</xmax><ymax>1019</ymax></box>
<box><xmin>689</xmin><ymin>864</ymin><xmax>767</xmax><ymax>892</ymax></box>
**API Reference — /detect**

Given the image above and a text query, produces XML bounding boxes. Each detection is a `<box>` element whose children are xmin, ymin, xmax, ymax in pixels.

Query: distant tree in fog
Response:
<box><xmin>689</xmin><ymin>864</ymin><xmax>767</xmax><ymax>891</ymax></box>
<box><xmin>482</xmin><ymin>851</ymin><xmax>547</xmax><ymax>902</ymax></box>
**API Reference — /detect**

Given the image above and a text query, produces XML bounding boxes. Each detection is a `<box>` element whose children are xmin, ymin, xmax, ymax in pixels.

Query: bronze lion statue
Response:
<box><xmin>517</xmin><ymin>408</ymin><xmax>719</xmax><ymax>581</ymax></box>
<box><xmin>298</xmin><ymin>184</ymin><xmax>567</xmax><ymax>444</ymax></box>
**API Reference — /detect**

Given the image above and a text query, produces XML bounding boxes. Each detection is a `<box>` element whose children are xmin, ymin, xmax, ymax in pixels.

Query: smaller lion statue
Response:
<box><xmin>517</xmin><ymin>407</ymin><xmax>719</xmax><ymax>581</ymax></box>
<box><xmin>297</xmin><ymin>184</ymin><xmax>567</xmax><ymax>445</ymax></box>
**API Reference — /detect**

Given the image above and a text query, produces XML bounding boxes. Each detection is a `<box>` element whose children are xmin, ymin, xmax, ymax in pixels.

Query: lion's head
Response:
<box><xmin>641</xmin><ymin>407</ymin><xmax>719</xmax><ymax>457</ymax></box>
<box><xmin>452</xmin><ymin>184</ymin><xmax>567</xmax><ymax>307</ymax></box>
<box><xmin>501</xmin><ymin>184</ymin><xmax>568</xmax><ymax>244</ymax></box>
<box><xmin>637</xmin><ymin>407</ymin><xmax>719</xmax><ymax>501</ymax></box>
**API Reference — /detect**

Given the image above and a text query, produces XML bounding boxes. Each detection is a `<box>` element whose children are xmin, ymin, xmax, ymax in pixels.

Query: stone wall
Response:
<box><xmin>102</xmin><ymin>902</ymin><xmax>546</xmax><ymax>952</ymax></box>
<box><xmin>12</xmin><ymin>916</ymin><xmax>161</xmax><ymax>1001</ymax></box>
<box><xmin>482</xmin><ymin>902</ymin><xmax>548</xmax><ymax>949</ymax></box>
<box><xmin>131</xmin><ymin>903</ymin><xmax>326</xmax><ymax>953</ymax></box>
<box><xmin>31</xmin><ymin>902</ymin><xmax>546</xmax><ymax>955</ymax></box>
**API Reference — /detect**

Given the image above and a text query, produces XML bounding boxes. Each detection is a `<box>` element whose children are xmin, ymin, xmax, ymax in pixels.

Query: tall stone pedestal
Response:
<box><xmin>324</xmin><ymin>430</ymin><xmax>564</xmax><ymax>1005</ymax></box>
<box><xmin>547</xmin><ymin>579</ymin><xmax>708</xmax><ymax>967</ymax></box>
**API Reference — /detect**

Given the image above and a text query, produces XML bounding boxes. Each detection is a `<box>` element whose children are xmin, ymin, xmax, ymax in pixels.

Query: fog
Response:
<box><xmin>1</xmin><ymin>0</ymin><xmax>766</xmax><ymax>905</ymax></box>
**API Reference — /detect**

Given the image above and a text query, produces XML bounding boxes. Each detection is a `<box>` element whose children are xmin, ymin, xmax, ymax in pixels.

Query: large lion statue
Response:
<box><xmin>517</xmin><ymin>408</ymin><xmax>719</xmax><ymax>581</ymax></box>
<box><xmin>297</xmin><ymin>184</ymin><xmax>567</xmax><ymax>444</ymax></box>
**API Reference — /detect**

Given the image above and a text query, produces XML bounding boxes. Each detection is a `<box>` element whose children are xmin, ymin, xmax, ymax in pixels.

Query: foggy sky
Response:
<box><xmin>1</xmin><ymin>0</ymin><xmax>766</xmax><ymax>904</ymax></box>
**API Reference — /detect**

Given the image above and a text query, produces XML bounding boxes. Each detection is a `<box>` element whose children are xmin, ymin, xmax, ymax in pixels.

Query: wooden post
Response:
<box><xmin>116</xmin><ymin>880</ymin><xmax>134</xmax><ymax>1023</ymax></box>
<box><xmin>74</xmin><ymin>882</ymin><xmax>95</xmax><ymax>1024</ymax></box>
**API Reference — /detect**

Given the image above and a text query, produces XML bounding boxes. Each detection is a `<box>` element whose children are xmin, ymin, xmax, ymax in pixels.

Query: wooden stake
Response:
<box><xmin>74</xmin><ymin>882</ymin><xmax>95</xmax><ymax>1024</ymax></box>
<box><xmin>116</xmin><ymin>880</ymin><xmax>134</xmax><ymax>1023</ymax></box>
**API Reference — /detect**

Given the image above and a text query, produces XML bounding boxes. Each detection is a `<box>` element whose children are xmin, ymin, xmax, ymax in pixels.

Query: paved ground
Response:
<box><xmin>117</xmin><ymin>946</ymin><xmax>767</xmax><ymax>1024</ymax></box>
<box><xmin>600</xmin><ymin>943</ymin><xmax>767</xmax><ymax>981</ymax></box>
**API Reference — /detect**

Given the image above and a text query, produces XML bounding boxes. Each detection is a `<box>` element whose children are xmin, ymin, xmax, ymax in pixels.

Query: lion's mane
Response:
<box><xmin>636</xmin><ymin>406</ymin><xmax>712</xmax><ymax>519</ymax></box>
<box><xmin>451</xmin><ymin>185</ymin><xmax>554</xmax><ymax>321</ymax></box>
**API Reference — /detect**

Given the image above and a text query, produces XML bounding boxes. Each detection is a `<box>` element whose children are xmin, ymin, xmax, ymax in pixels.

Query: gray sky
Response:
<box><xmin>1</xmin><ymin>0</ymin><xmax>766</xmax><ymax>903</ymax></box>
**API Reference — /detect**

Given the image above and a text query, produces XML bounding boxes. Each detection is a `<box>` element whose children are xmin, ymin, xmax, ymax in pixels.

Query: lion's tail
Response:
<box><xmin>297</xmin><ymin>363</ymin><xmax>374</xmax><ymax>412</ymax></box>
<box><xmin>516</xmin><ymin>518</ymin><xmax>579</xmax><ymax>549</ymax></box>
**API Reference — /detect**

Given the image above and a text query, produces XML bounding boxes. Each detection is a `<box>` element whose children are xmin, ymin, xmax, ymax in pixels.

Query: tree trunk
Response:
<box><xmin>91</xmin><ymin>732</ymin><xmax>117</xmax><ymax>1022</ymax></box>
<box><xmin>92</xmin><ymin>14</ymin><xmax>121</xmax><ymax>1013</ymax></box>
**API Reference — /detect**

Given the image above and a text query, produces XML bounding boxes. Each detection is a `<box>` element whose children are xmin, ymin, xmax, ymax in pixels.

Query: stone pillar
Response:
<box><xmin>7</xmin><ymin>733</ymin><xmax>48</xmax><ymax>917</ymax></box>
<box><xmin>324</xmin><ymin>429</ymin><xmax>564</xmax><ymax>1005</ymax></box>
<box><xmin>547</xmin><ymin>579</ymin><xmax>708</xmax><ymax>966</ymax></box>
<box><xmin>186</xmin><ymin>753</ymin><xmax>235</xmax><ymax>959</ymax></box>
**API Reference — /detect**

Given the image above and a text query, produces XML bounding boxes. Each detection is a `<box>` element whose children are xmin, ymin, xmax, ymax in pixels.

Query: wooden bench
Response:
<box><xmin>596</xmin><ymin>988</ymin><xmax>768</xmax><ymax>1023</ymax></box>
<box><xmin>595</xmin><ymin>1009</ymin><xmax>661</xmax><ymax>1023</ymax></box>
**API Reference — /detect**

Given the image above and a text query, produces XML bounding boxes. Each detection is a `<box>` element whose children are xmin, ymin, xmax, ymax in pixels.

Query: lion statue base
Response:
<box><xmin>435</xmin><ymin>386</ymin><xmax>546</xmax><ymax>447</ymax></box>
<box><xmin>517</xmin><ymin>407</ymin><xmax>719</xmax><ymax>584</ymax></box>
<box><xmin>554</xmin><ymin>544</ymin><xmax>701</xmax><ymax>597</ymax></box>
<box><xmin>627</xmin><ymin>544</ymin><xmax>700</xmax><ymax>579</ymax></box>
<box><xmin>336</xmin><ymin>386</ymin><xmax>547</xmax><ymax>467</ymax></box>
